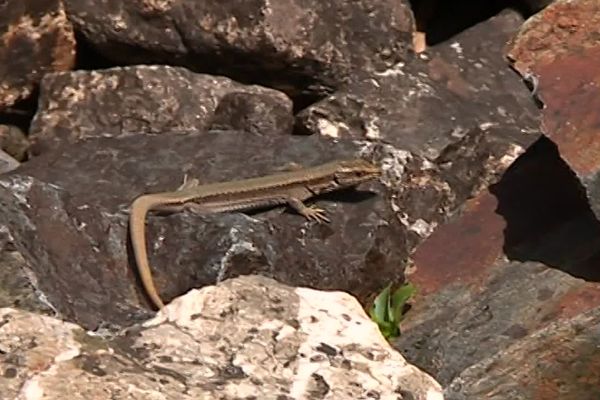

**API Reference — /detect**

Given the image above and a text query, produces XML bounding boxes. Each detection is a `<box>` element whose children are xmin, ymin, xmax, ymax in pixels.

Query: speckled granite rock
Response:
<box><xmin>0</xmin><ymin>0</ymin><xmax>75</xmax><ymax>109</ymax></box>
<box><xmin>28</xmin><ymin>65</ymin><xmax>293</xmax><ymax>155</ymax></box>
<box><xmin>0</xmin><ymin>275</ymin><xmax>444</xmax><ymax>400</ymax></box>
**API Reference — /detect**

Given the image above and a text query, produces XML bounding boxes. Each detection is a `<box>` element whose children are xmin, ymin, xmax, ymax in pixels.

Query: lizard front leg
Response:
<box><xmin>286</xmin><ymin>197</ymin><xmax>330</xmax><ymax>223</ymax></box>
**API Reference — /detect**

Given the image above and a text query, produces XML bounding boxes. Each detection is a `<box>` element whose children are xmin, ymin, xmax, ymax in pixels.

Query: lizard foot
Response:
<box><xmin>301</xmin><ymin>205</ymin><xmax>331</xmax><ymax>223</ymax></box>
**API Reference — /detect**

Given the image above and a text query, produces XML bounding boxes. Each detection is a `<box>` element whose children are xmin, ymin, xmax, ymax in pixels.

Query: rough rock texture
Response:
<box><xmin>28</xmin><ymin>66</ymin><xmax>293</xmax><ymax>155</ymax></box>
<box><xmin>445</xmin><ymin>306</ymin><xmax>600</xmax><ymax>399</ymax></box>
<box><xmin>62</xmin><ymin>0</ymin><xmax>415</xmax><ymax>98</ymax></box>
<box><xmin>2</xmin><ymin>5</ymin><xmax>544</xmax><ymax>337</ymax></box>
<box><xmin>362</xmin><ymin>4</ymin><xmax>600</xmax><ymax>397</ymax></box>
<box><xmin>5</xmin><ymin>0</ymin><xmax>594</xmax><ymax>396</ymax></box>
<box><xmin>297</xmin><ymin>9</ymin><xmax>539</xmax><ymax>160</ymax></box>
<box><xmin>394</xmin><ymin>136</ymin><xmax>600</xmax><ymax>398</ymax></box>
<box><xmin>506</xmin><ymin>0</ymin><xmax>600</xmax><ymax>220</ymax></box>
<box><xmin>0</xmin><ymin>124</ymin><xmax>28</xmax><ymax>162</ymax></box>
<box><xmin>0</xmin><ymin>275</ymin><xmax>444</xmax><ymax>400</ymax></box>
<box><xmin>0</xmin><ymin>249</ymin><xmax>55</xmax><ymax>315</ymax></box>
<box><xmin>0</xmin><ymin>131</ymin><xmax>403</xmax><ymax>330</ymax></box>
<box><xmin>0</xmin><ymin>150</ymin><xmax>19</xmax><ymax>174</ymax></box>
<box><xmin>209</xmin><ymin>91</ymin><xmax>294</xmax><ymax>135</ymax></box>
<box><xmin>298</xmin><ymin>9</ymin><xmax>540</xmax><ymax>248</ymax></box>
<box><xmin>0</xmin><ymin>0</ymin><xmax>75</xmax><ymax>109</ymax></box>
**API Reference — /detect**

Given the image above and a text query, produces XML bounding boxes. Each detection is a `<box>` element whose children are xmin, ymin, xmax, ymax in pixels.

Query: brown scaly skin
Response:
<box><xmin>129</xmin><ymin>159</ymin><xmax>381</xmax><ymax>310</ymax></box>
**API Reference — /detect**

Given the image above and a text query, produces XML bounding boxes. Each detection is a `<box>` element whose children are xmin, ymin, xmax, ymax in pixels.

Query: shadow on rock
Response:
<box><xmin>490</xmin><ymin>135</ymin><xmax>600</xmax><ymax>281</ymax></box>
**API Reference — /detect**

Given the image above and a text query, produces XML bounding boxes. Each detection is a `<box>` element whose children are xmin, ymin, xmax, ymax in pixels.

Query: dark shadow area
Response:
<box><xmin>1</xmin><ymin>31</ymin><xmax>116</xmax><ymax>137</ymax></box>
<box><xmin>71</xmin><ymin>30</ymin><xmax>327</xmax><ymax>114</ymax></box>
<box><xmin>0</xmin><ymin>88</ymin><xmax>39</xmax><ymax>136</ymax></box>
<box><xmin>72</xmin><ymin>31</ymin><xmax>116</xmax><ymax>71</ymax></box>
<box><xmin>234</xmin><ymin>187</ymin><xmax>380</xmax><ymax>218</ymax></box>
<box><xmin>409</xmin><ymin>0</ymin><xmax>548</xmax><ymax>46</ymax></box>
<box><xmin>489</xmin><ymin>135</ymin><xmax>600</xmax><ymax>281</ymax></box>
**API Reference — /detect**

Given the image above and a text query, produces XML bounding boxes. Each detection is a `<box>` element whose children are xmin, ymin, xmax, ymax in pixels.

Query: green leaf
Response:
<box><xmin>369</xmin><ymin>282</ymin><xmax>417</xmax><ymax>339</ymax></box>
<box><xmin>369</xmin><ymin>283</ymin><xmax>392</xmax><ymax>324</ymax></box>
<box><xmin>390</xmin><ymin>283</ymin><xmax>417</xmax><ymax>323</ymax></box>
<box><xmin>380</xmin><ymin>322</ymin><xmax>400</xmax><ymax>339</ymax></box>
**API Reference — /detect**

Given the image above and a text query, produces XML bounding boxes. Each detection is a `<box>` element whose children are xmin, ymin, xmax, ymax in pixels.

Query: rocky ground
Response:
<box><xmin>1</xmin><ymin>0</ymin><xmax>598</xmax><ymax>399</ymax></box>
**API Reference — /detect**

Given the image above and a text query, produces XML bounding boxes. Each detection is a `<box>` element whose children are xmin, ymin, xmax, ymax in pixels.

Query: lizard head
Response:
<box><xmin>333</xmin><ymin>159</ymin><xmax>381</xmax><ymax>187</ymax></box>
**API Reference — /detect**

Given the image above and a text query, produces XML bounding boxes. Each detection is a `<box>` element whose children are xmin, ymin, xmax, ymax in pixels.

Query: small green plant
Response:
<box><xmin>368</xmin><ymin>282</ymin><xmax>416</xmax><ymax>339</ymax></box>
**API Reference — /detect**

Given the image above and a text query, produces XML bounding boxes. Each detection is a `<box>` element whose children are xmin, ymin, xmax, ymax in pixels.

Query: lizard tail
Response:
<box><xmin>130</xmin><ymin>195</ymin><xmax>166</xmax><ymax>310</ymax></box>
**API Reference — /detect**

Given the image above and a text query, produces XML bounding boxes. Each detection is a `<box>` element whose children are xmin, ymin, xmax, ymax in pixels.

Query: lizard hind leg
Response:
<box><xmin>273</xmin><ymin>161</ymin><xmax>304</xmax><ymax>172</ymax></box>
<box><xmin>177</xmin><ymin>174</ymin><xmax>201</xmax><ymax>191</ymax></box>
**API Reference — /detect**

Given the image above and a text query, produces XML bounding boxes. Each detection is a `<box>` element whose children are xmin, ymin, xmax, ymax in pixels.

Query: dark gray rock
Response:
<box><xmin>445</xmin><ymin>300</ymin><xmax>600</xmax><ymax>399</ymax></box>
<box><xmin>0</xmin><ymin>249</ymin><xmax>55</xmax><ymax>315</ymax></box>
<box><xmin>63</xmin><ymin>0</ymin><xmax>414</xmax><ymax>97</ymax></box>
<box><xmin>298</xmin><ymin>10</ymin><xmax>541</xmax><ymax>242</ymax></box>
<box><xmin>398</xmin><ymin>259</ymin><xmax>587</xmax><ymax>385</ymax></box>
<box><xmin>28</xmin><ymin>66</ymin><xmax>293</xmax><ymax>155</ymax></box>
<box><xmin>209</xmin><ymin>91</ymin><xmax>294</xmax><ymax>135</ymax></box>
<box><xmin>365</xmin><ymin>8</ymin><xmax>600</xmax><ymax>396</ymax></box>
<box><xmin>0</xmin><ymin>131</ymin><xmax>403</xmax><ymax>330</ymax></box>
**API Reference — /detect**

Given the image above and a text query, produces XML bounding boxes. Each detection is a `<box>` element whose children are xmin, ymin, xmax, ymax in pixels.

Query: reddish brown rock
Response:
<box><xmin>0</xmin><ymin>0</ymin><xmax>75</xmax><ymax>109</ymax></box>
<box><xmin>396</xmin><ymin>137</ymin><xmax>600</xmax><ymax>398</ymax></box>
<box><xmin>506</xmin><ymin>0</ymin><xmax>600</xmax><ymax>220</ymax></box>
<box><xmin>380</xmin><ymin>3</ymin><xmax>600</xmax><ymax>396</ymax></box>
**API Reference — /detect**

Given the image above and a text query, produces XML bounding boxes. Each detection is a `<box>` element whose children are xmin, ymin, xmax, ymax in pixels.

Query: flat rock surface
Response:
<box><xmin>0</xmin><ymin>275</ymin><xmax>444</xmax><ymax>400</ymax></box>
<box><xmin>297</xmin><ymin>9</ymin><xmax>540</xmax><ymax>156</ymax></box>
<box><xmin>0</xmin><ymin>131</ymin><xmax>402</xmax><ymax>330</ymax></box>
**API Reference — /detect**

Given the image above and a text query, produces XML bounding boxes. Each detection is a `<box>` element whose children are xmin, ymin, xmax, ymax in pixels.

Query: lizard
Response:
<box><xmin>129</xmin><ymin>158</ymin><xmax>381</xmax><ymax>310</ymax></box>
